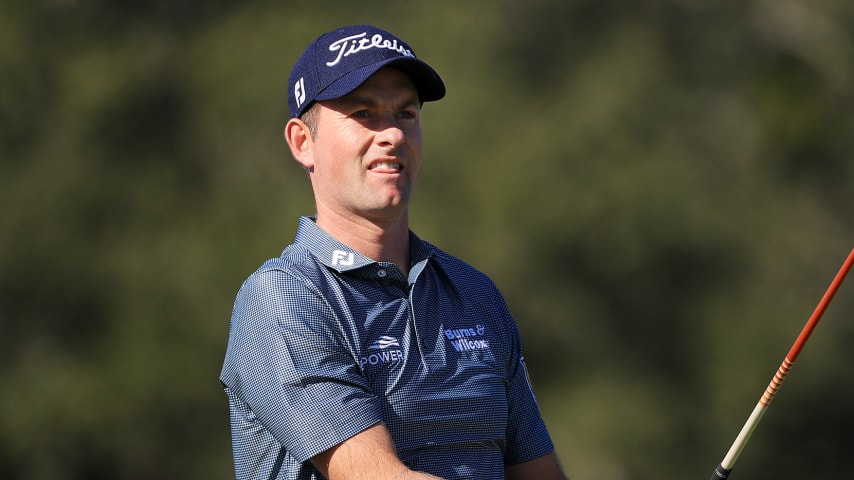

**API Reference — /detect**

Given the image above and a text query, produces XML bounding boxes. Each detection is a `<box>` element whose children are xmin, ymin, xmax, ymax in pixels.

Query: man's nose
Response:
<box><xmin>375</xmin><ymin>115</ymin><xmax>406</xmax><ymax>147</ymax></box>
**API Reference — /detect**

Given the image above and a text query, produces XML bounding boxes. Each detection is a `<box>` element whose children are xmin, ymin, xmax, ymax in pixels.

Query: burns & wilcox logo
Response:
<box><xmin>444</xmin><ymin>324</ymin><xmax>490</xmax><ymax>352</ymax></box>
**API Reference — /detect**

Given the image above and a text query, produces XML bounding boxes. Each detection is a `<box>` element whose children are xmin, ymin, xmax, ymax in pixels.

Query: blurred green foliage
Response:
<box><xmin>2</xmin><ymin>1</ymin><xmax>852</xmax><ymax>479</ymax></box>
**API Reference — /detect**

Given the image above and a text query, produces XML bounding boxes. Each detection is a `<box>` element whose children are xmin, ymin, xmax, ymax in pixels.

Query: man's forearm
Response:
<box><xmin>312</xmin><ymin>423</ymin><xmax>444</xmax><ymax>480</ymax></box>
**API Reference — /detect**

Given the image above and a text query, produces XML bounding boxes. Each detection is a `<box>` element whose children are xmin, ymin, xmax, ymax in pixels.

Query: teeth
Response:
<box><xmin>372</xmin><ymin>162</ymin><xmax>401</xmax><ymax>170</ymax></box>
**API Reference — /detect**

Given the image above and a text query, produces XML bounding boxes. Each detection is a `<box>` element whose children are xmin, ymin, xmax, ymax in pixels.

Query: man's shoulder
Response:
<box><xmin>254</xmin><ymin>242</ymin><xmax>319</xmax><ymax>274</ymax></box>
<box><xmin>237</xmin><ymin>243</ymin><xmax>327</xmax><ymax>292</ymax></box>
<box><xmin>423</xmin><ymin>242</ymin><xmax>499</xmax><ymax>290</ymax></box>
<box><xmin>231</xmin><ymin>244</ymin><xmax>333</xmax><ymax>320</ymax></box>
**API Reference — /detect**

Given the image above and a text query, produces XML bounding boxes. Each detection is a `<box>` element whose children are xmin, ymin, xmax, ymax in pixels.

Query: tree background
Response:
<box><xmin>2</xmin><ymin>0</ymin><xmax>852</xmax><ymax>479</ymax></box>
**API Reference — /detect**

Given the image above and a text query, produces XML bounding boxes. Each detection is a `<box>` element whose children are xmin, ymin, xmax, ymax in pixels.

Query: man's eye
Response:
<box><xmin>352</xmin><ymin>110</ymin><xmax>370</xmax><ymax>118</ymax></box>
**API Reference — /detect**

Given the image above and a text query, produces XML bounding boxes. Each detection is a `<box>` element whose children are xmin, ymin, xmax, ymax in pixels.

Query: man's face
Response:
<box><xmin>307</xmin><ymin>67</ymin><xmax>423</xmax><ymax>224</ymax></box>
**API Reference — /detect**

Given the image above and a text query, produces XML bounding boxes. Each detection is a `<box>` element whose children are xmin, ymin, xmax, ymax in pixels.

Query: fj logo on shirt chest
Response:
<box><xmin>444</xmin><ymin>324</ymin><xmax>490</xmax><ymax>352</ymax></box>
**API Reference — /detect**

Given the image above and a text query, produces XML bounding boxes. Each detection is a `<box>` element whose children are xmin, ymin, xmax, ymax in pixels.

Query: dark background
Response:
<box><xmin>2</xmin><ymin>0</ymin><xmax>853</xmax><ymax>478</ymax></box>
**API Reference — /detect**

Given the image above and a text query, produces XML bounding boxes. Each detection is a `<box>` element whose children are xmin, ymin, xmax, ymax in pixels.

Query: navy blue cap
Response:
<box><xmin>288</xmin><ymin>24</ymin><xmax>446</xmax><ymax>118</ymax></box>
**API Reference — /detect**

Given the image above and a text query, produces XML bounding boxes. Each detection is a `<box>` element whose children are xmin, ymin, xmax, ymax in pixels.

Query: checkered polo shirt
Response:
<box><xmin>220</xmin><ymin>216</ymin><xmax>554</xmax><ymax>480</ymax></box>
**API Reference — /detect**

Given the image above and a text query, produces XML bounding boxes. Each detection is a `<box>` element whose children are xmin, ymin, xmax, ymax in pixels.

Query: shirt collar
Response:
<box><xmin>292</xmin><ymin>216</ymin><xmax>436</xmax><ymax>272</ymax></box>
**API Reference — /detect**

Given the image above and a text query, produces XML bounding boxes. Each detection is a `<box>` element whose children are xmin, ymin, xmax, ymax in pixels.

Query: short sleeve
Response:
<box><xmin>220</xmin><ymin>267</ymin><xmax>383</xmax><ymax>462</ymax></box>
<box><xmin>502</xmin><ymin>315</ymin><xmax>555</xmax><ymax>465</ymax></box>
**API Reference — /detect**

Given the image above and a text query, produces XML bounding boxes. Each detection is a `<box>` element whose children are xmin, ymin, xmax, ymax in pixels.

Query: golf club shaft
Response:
<box><xmin>710</xmin><ymin>247</ymin><xmax>854</xmax><ymax>480</ymax></box>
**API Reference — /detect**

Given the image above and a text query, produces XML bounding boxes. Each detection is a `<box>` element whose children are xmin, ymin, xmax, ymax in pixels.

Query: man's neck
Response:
<box><xmin>315</xmin><ymin>210</ymin><xmax>411</xmax><ymax>276</ymax></box>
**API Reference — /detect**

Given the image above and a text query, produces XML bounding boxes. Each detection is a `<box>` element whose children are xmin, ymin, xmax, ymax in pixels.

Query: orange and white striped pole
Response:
<box><xmin>710</xmin><ymin>248</ymin><xmax>854</xmax><ymax>480</ymax></box>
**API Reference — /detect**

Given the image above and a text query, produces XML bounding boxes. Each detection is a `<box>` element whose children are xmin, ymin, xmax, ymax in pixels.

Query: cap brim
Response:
<box><xmin>315</xmin><ymin>57</ymin><xmax>445</xmax><ymax>104</ymax></box>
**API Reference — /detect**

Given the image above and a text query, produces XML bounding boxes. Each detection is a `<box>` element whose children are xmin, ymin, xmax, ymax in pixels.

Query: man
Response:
<box><xmin>220</xmin><ymin>24</ymin><xmax>569</xmax><ymax>480</ymax></box>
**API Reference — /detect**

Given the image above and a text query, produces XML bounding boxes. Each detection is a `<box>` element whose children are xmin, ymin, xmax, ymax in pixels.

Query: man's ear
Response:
<box><xmin>284</xmin><ymin>118</ymin><xmax>314</xmax><ymax>170</ymax></box>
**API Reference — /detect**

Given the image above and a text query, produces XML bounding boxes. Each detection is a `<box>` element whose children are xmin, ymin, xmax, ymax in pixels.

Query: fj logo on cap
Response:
<box><xmin>326</xmin><ymin>32</ymin><xmax>414</xmax><ymax>67</ymax></box>
<box><xmin>294</xmin><ymin>77</ymin><xmax>306</xmax><ymax>108</ymax></box>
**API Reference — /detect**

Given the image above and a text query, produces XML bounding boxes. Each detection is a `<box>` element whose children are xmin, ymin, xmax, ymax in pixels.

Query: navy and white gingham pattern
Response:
<box><xmin>220</xmin><ymin>217</ymin><xmax>554</xmax><ymax>479</ymax></box>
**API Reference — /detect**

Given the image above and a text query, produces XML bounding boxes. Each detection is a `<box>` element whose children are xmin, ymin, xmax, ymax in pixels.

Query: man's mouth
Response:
<box><xmin>369</xmin><ymin>161</ymin><xmax>402</xmax><ymax>172</ymax></box>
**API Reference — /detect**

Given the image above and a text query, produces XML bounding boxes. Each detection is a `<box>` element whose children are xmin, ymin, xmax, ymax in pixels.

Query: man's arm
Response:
<box><xmin>505</xmin><ymin>451</ymin><xmax>569</xmax><ymax>480</ymax></box>
<box><xmin>311</xmin><ymin>422</ymin><xmax>443</xmax><ymax>480</ymax></box>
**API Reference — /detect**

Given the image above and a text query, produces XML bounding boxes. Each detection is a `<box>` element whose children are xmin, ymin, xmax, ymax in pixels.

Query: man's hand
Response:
<box><xmin>311</xmin><ymin>423</ymin><xmax>443</xmax><ymax>480</ymax></box>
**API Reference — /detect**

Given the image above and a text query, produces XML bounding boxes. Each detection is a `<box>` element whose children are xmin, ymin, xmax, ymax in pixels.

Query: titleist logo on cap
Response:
<box><xmin>287</xmin><ymin>24</ymin><xmax>445</xmax><ymax>118</ymax></box>
<box><xmin>326</xmin><ymin>32</ymin><xmax>415</xmax><ymax>67</ymax></box>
